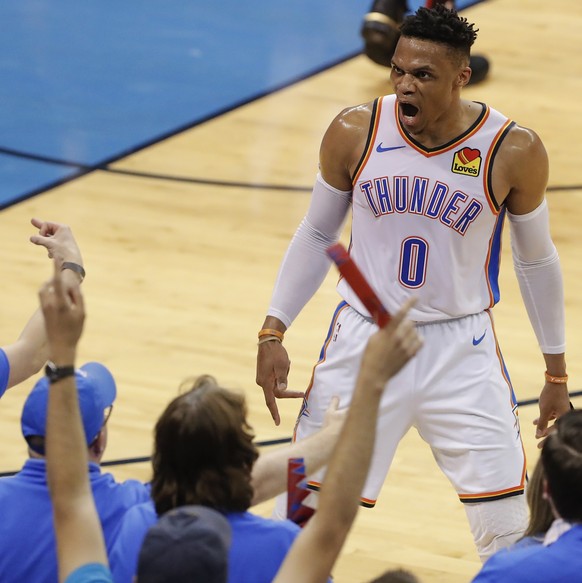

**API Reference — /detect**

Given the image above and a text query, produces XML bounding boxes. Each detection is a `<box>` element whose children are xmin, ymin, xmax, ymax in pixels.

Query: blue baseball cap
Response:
<box><xmin>21</xmin><ymin>362</ymin><xmax>117</xmax><ymax>449</ymax></box>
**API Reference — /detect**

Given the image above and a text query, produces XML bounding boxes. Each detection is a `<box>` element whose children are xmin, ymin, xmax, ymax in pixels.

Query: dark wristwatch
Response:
<box><xmin>45</xmin><ymin>361</ymin><xmax>75</xmax><ymax>383</ymax></box>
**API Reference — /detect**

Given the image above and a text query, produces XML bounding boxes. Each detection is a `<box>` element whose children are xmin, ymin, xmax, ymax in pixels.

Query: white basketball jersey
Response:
<box><xmin>338</xmin><ymin>94</ymin><xmax>515</xmax><ymax>322</ymax></box>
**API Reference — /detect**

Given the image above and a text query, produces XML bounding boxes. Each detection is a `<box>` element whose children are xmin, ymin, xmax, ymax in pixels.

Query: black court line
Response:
<box><xmin>80</xmin><ymin>169</ymin><xmax>582</xmax><ymax>194</ymax></box>
<box><xmin>1</xmin><ymin>391</ymin><xmax>580</xmax><ymax>477</ymax></box>
<box><xmin>0</xmin><ymin>436</ymin><xmax>293</xmax><ymax>478</ymax></box>
<box><xmin>517</xmin><ymin>389</ymin><xmax>582</xmax><ymax>408</ymax></box>
<box><xmin>97</xmin><ymin>437</ymin><xmax>295</xmax><ymax>470</ymax></box>
<box><xmin>104</xmin><ymin>167</ymin><xmax>313</xmax><ymax>192</ymax></box>
<box><xmin>545</xmin><ymin>185</ymin><xmax>582</xmax><ymax>192</ymax></box>
<box><xmin>1</xmin><ymin>144</ymin><xmax>580</xmax><ymax>196</ymax></box>
<box><xmin>0</xmin><ymin>145</ymin><xmax>312</xmax><ymax>193</ymax></box>
<box><xmin>0</xmin><ymin>147</ymin><xmax>87</xmax><ymax>170</ymax></box>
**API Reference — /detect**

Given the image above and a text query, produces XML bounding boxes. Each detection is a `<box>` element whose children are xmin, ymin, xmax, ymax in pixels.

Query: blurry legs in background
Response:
<box><xmin>361</xmin><ymin>0</ymin><xmax>490</xmax><ymax>85</ymax></box>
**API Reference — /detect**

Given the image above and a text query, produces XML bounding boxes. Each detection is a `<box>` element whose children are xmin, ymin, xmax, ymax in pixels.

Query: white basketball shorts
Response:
<box><xmin>294</xmin><ymin>301</ymin><xmax>527</xmax><ymax>507</ymax></box>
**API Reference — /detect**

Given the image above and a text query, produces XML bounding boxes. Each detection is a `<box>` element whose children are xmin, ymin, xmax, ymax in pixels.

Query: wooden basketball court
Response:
<box><xmin>0</xmin><ymin>0</ymin><xmax>580</xmax><ymax>580</ymax></box>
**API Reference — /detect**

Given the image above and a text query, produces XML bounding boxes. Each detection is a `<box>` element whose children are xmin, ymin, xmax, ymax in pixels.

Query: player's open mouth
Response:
<box><xmin>400</xmin><ymin>103</ymin><xmax>419</xmax><ymax>118</ymax></box>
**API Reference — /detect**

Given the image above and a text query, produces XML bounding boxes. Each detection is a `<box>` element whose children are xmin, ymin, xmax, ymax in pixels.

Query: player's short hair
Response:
<box><xmin>541</xmin><ymin>410</ymin><xmax>582</xmax><ymax>522</ymax></box>
<box><xmin>151</xmin><ymin>375</ymin><xmax>259</xmax><ymax>516</ymax></box>
<box><xmin>399</xmin><ymin>4</ymin><xmax>477</xmax><ymax>60</ymax></box>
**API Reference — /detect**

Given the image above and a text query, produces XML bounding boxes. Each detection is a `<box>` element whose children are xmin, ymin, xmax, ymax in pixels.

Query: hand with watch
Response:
<box><xmin>45</xmin><ymin>361</ymin><xmax>76</xmax><ymax>384</ymax></box>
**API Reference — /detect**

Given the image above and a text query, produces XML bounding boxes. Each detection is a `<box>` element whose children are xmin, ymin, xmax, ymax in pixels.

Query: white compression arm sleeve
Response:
<box><xmin>267</xmin><ymin>173</ymin><xmax>352</xmax><ymax>328</ymax></box>
<box><xmin>507</xmin><ymin>199</ymin><xmax>565</xmax><ymax>353</ymax></box>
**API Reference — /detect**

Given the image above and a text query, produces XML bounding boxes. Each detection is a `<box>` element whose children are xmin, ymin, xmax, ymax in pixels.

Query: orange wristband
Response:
<box><xmin>257</xmin><ymin>336</ymin><xmax>282</xmax><ymax>346</ymax></box>
<box><xmin>258</xmin><ymin>328</ymin><xmax>284</xmax><ymax>341</ymax></box>
<box><xmin>545</xmin><ymin>371</ymin><xmax>568</xmax><ymax>384</ymax></box>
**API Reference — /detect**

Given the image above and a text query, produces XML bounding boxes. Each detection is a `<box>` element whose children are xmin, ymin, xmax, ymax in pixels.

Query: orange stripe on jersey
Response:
<box><xmin>483</xmin><ymin>210</ymin><xmax>505</xmax><ymax>309</ymax></box>
<box><xmin>352</xmin><ymin>97</ymin><xmax>383</xmax><ymax>185</ymax></box>
<box><xmin>395</xmin><ymin>101</ymin><xmax>491</xmax><ymax>157</ymax></box>
<box><xmin>482</xmin><ymin>118</ymin><xmax>515</xmax><ymax>213</ymax></box>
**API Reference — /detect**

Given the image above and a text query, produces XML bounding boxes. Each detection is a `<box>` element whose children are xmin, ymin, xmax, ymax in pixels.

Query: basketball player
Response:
<box><xmin>256</xmin><ymin>4</ymin><xmax>570</xmax><ymax>561</ymax></box>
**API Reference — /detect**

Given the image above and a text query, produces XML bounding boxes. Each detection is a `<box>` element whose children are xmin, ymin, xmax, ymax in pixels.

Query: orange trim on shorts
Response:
<box><xmin>459</xmin><ymin>484</ymin><xmax>525</xmax><ymax>503</ymax></box>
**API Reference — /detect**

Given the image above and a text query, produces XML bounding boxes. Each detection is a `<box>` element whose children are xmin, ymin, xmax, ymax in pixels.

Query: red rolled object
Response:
<box><xmin>326</xmin><ymin>243</ymin><xmax>391</xmax><ymax>328</ymax></box>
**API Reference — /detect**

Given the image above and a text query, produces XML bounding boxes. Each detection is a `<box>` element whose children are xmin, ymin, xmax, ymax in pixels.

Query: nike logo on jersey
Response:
<box><xmin>376</xmin><ymin>143</ymin><xmax>406</xmax><ymax>153</ymax></box>
<box><xmin>472</xmin><ymin>331</ymin><xmax>487</xmax><ymax>346</ymax></box>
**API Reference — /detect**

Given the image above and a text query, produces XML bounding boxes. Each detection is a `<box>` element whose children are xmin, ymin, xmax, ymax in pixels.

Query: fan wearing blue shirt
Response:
<box><xmin>0</xmin><ymin>361</ymin><xmax>151</xmax><ymax>583</ymax></box>
<box><xmin>473</xmin><ymin>410</ymin><xmax>582</xmax><ymax>583</ymax></box>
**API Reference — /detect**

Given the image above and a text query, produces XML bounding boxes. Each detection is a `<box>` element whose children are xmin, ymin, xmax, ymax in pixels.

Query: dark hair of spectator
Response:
<box><xmin>541</xmin><ymin>410</ymin><xmax>582</xmax><ymax>522</ymax></box>
<box><xmin>151</xmin><ymin>375</ymin><xmax>259</xmax><ymax>516</ymax></box>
